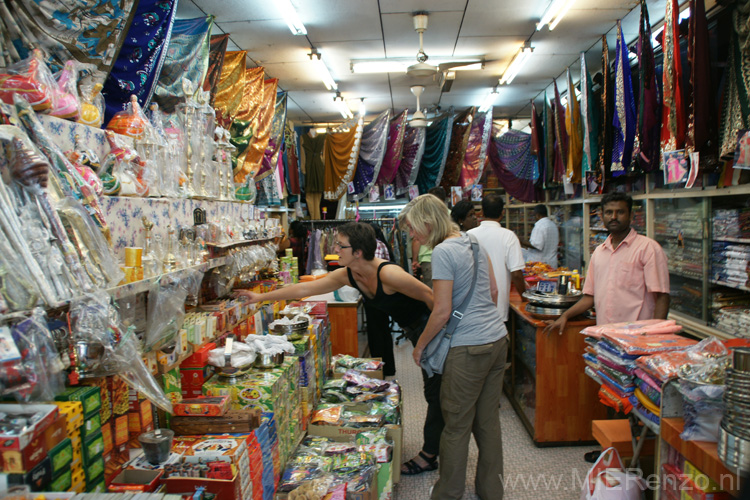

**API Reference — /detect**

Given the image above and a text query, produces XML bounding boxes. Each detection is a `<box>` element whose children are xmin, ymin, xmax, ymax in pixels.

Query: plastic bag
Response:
<box><xmin>102</xmin><ymin>130</ymin><xmax>148</xmax><ymax>197</ymax></box>
<box><xmin>678</xmin><ymin>380</ymin><xmax>724</xmax><ymax>442</ymax></box>
<box><xmin>50</xmin><ymin>60</ymin><xmax>80</xmax><ymax>120</ymax></box>
<box><xmin>145</xmin><ymin>268</ymin><xmax>203</xmax><ymax>351</ymax></box>
<box><xmin>208</xmin><ymin>341</ymin><xmax>256</xmax><ymax>368</ymax></box>
<box><xmin>0</xmin><ymin>50</ymin><xmax>55</xmax><ymax>111</ymax></box>
<box><xmin>77</xmin><ymin>82</ymin><xmax>104</xmax><ymax>128</ymax></box>
<box><xmin>581</xmin><ymin>447</ymin><xmax>645</xmax><ymax>500</ymax></box>
<box><xmin>106</xmin><ymin>95</ymin><xmax>150</xmax><ymax>140</ymax></box>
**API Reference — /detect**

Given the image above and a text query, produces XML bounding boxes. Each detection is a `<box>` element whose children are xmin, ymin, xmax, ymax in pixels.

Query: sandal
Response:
<box><xmin>584</xmin><ymin>450</ymin><xmax>601</xmax><ymax>463</ymax></box>
<box><xmin>401</xmin><ymin>451</ymin><xmax>438</xmax><ymax>475</ymax></box>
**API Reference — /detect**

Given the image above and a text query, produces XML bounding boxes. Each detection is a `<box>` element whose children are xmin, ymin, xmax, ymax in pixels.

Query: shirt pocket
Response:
<box><xmin>617</xmin><ymin>261</ymin><xmax>642</xmax><ymax>289</ymax></box>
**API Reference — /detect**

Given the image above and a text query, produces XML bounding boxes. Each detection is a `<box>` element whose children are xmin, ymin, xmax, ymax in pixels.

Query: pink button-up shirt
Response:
<box><xmin>582</xmin><ymin>228</ymin><xmax>670</xmax><ymax>325</ymax></box>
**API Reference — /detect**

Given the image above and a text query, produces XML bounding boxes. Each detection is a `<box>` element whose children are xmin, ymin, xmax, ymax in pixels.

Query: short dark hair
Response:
<box><xmin>337</xmin><ymin>222</ymin><xmax>376</xmax><ymax>260</ymax></box>
<box><xmin>427</xmin><ymin>186</ymin><xmax>447</xmax><ymax>202</ymax></box>
<box><xmin>601</xmin><ymin>192</ymin><xmax>633</xmax><ymax>214</ymax></box>
<box><xmin>451</xmin><ymin>200</ymin><xmax>475</xmax><ymax>225</ymax></box>
<box><xmin>534</xmin><ymin>204</ymin><xmax>548</xmax><ymax>217</ymax></box>
<box><xmin>482</xmin><ymin>193</ymin><xmax>505</xmax><ymax>219</ymax></box>
<box><xmin>288</xmin><ymin>220</ymin><xmax>306</xmax><ymax>239</ymax></box>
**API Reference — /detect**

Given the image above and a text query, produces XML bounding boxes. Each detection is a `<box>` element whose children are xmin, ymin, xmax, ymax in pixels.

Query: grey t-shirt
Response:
<box><xmin>431</xmin><ymin>234</ymin><xmax>506</xmax><ymax>347</ymax></box>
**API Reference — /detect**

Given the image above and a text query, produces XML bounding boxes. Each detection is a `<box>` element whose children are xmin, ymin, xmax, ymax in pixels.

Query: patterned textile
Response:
<box><xmin>352</xmin><ymin>110</ymin><xmax>390</xmax><ymax>198</ymax></box>
<box><xmin>102</xmin><ymin>0</ymin><xmax>178</xmax><ymax>124</ymax></box>
<box><xmin>635</xmin><ymin>1</ymin><xmax>661</xmax><ymax>173</ymax></box>
<box><xmin>324</xmin><ymin>118</ymin><xmax>364</xmax><ymax>200</ymax></box>
<box><xmin>530</xmin><ymin>102</ymin><xmax>545</xmax><ymax>188</ymax></box>
<box><xmin>243</xmin><ymin>78</ymin><xmax>278</xmax><ymax>180</ymax></box>
<box><xmin>581</xmin><ymin>52</ymin><xmax>600</xmax><ymax>181</ymax></box>
<box><xmin>214</xmin><ymin>52</ymin><xmax>247</xmax><ymax>129</ymax></box>
<box><xmin>203</xmin><ymin>34</ymin><xmax>230</xmax><ymax>107</ymax></box>
<box><xmin>660</xmin><ymin>0</ymin><xmax>686</xmax><ymax>155</ymax></box>
<box><xmin>441</xmin><ymin>107</ymin><xmax>474</xmax><ymax>192</ymax></box>
<box><xmin>416</xmin><ymin>112</ymin><xmax>453</xmax><ymax>194</ymax></box>
<box><xmin>9</xmin><ymin>0</ymin><xmax>137</xmax><ymax>73</ymax></box>
<box><xmin>152</xmin><ymin>16</ymin><xmax>212</xmax><ymax>114</ymax></box>
<box><xmin>718</xmin><ymin>5</ymin><xmax>750</xmax><ymax>160</ymax></box>
<box><xmin>459</xmin><ymin>109</ymin><xmax>492</xmax><ymax>191</ymax></box>
<box><xmin>488</xmin><ymin>127</ymin><xmax>539</xmax><ymax>203</ymax></box>
<box><xmin>687</xmin><ymin>0</ymin><xmax>717</xmax><ymax>170</ymax></box>
<box><xmin>543</xmin><ymin>92</ymin><xmax>555</xmax><ymax>187</ymax></box>
<box><xmin>377</xmin><ymin>110</ymin><xmax>408</xmax><ymax>185</ymax></box>
<box><xmin>599</xmin><ymin>36</ymin><xmax>611</xmax><ymax>185</ymax></box>
<box><xmin>565</xmin><ymin>68</ymin><xmax>582</xmax><ymax>184</ymax></box>
<box><xmin>395</xmin><ymin>125</ymin><xmax>426</xmax><ymax>195</ymax></box>
<box><xmin>552</xmin><ymin>81</ymin><xmax>567</xmax><ymax>184</ymax></box>
<box><xmin>611</xmin><ymin>21</ymin><xmax>636</xmax><ymax>176</ymax></box>
<box><xmin>257</xmin><ymin>91</ymin><xmax>287</xmax><ymax>182</ymax></box>
<box><xmin>285</xmin><ymin>125</ymin><xmax>300</xmax><ymax>196</ymax></box>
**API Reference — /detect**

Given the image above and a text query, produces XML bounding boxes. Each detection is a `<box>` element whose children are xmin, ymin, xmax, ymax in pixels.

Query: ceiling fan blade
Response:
<box><xmin>437</xmin><ymin>60</ymin><xmax>485</xmax><ymax>71</ymax></box>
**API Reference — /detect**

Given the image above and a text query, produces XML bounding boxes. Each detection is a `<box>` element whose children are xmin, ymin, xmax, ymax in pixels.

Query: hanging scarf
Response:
<box><xmin>230</xmin><ymin>68</ymin><xmax>263</xmax><ymax>181</ymax></box>
<box><xmin>214</xmin><ymin>51</ymin><xmax>247</xmax><ymax>129</ymax></box>
<box><xmin>719</xmin><ymin>1</ymin><xmax>750</xmax><ymax>160</ymax></box>
<box><xmin>416</xmin><ymin>112</ymin><xmax>453</xmax><ymax>194</ymax></box>
<box><xmin>377</xmin><ymin>111</ymin><xmax>409</xmax><ymax>185</ymax></box>
<box><xmin>488</xmin><ymin>126</ymin><xmax>538</xmax><ymax>202</ymax></box>
<box><xmin>565</xmin><ymin>69</ymin><xmax>583</xmax><ymax>184</ymax></box>
<box><xmin>552</xmin><ymin>81</ymin><xmax>568</xmax><ymax>184</ymax></box>
<box><xmin>243</xmin><ymin>78</ymin><xmax>277</xmax><ymax>179</ymax></box>
<box><xmin>636</xmin><ymin>1</ymin><xmax>661</xmax><ymax>173</ymax></box>
<box><xmin>324</xmin><ymin>118</ymin><xmax>365</xmax><ymax>200</ymax></box>
<box><xmin>612</xmin><ymin>21</ymin><xmax>636</xmax><ymax>176</ymax></box>
<box><xmin>660</xmin><ymin>0</ymin><xmax>686</xmax><ymax>155</ymax></box>
<box><xmin>11</xmin><ymin>0</ymin><xmax>138</xmax><ymax>73</ymax></box>
<box><xmin>285</xmin><ymin>125</ymin><xmax>301</xmax><ymax>196</ymax></box>
<box><xmin>687</xmin><ymin>0</ymin><xmax>716</xmax><ymax>168</ymax></box>
<box><xmin>599</xmin><ymin>36</ymin><xmax>611</xmax><ymax>186</ymax></box>
<box><xmin>257</xmin><ymin>91</ymin><xmax>287</xmax><ymax>182</ymax></box>
<box><xmin>460</xmin><ymin>109</ymin><xmax>493</xmax><ymax>191</ymax></box>
<box><xmin>152</xmin><ymin>16</ymin><xmax>212</xmax><ymax>114</ymax></box>
<box><xmin>203</xmin><ymin>34</ymin><xmax>230</xmax><ymax>107</ymax></box>
<box><xmin>395</xmin><ymin>126</ymin><xmax>426</xmax><ymax>195</ymax></box>
<box><xmin>581</xmin><ymin>52</ymin><xmax>600</xmax><ymax>179</ymax></box>
<box><xmin>352</xmin><ymin>110</ymin><xmax>390</xmax><ymax>199</ymax></box>
<box><xmin>441</xmin><ymin>107</ymin><xmax>474</xmax><ymax>192</ymax></box>
<box><xmin>530</xmin><ymin>102</ymin><xmax>545</xmax><ymax>188</ymax></box>
<box><xmin>102</xmin><ymin>0</ymin><xmax>178</xmax><ymax>124</ymax></box>
<box><xmin>543</xmin><ymin>92</ymin><xmax>556</xmax><ymax>187</ymax></box>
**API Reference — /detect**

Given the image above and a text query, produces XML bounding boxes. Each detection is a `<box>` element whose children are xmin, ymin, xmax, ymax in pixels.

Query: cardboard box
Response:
<box><xmin>331</xmin><ymin>357</ymin><xmax>384</xmax><ymax>380</ymax></box>
<box><xmin>49</xmin><ymin>467</ymin><xmax>72</xmax><ymax>492</ymax></box>
<box><xmin>82</xmin><ymin>429</ymin><xmax>104</xmax><ymax>464</ymax></box>
<box><xmin>683</xmin><ymin>460</ymin><xmax>729</xmax><ymax>494</ymax></box>
<box><xmin>81</xmin><ymin>412</ymin><xmax>102</xmax><ymax>439</ymax></box>
<box><xmin>84</xmin><ymin>454</ymin><xmax>105</xmax><ymax>483</ymax></box>
<box><xmin>86</xmin><ymin>475</ymin><xmax>106</xmax><ymax>492</ymax></box>
<box><xmin>43</xmin><ymin>415</ymin><xmax>68</xmax><ymax>451</ymax></box>
<box><xmin>0</xmin><ymin>404</ymin><xmax>59</xmax><ymax>452</ymax></box>
<box><xmin>181</xmin><ymin>365</ymin><xmax>212</xmax><ymax>388</ymax></box>
<box><xmin>128</xmin><ymin>398</ymin><xmax>154</xmax><ymax>439</ymax></box>
<box><xmin>164</xmin><ymin>470</ymin><xmax>241</xmax><ymax>499</ymax></box>
<box><xmin>173</xmin><ymin>396</ymin><xmax>231</xmax><ymax>417</ymax></box>
<box><xmin>5</xmin><ymin>457</ymin><xmax>52</xmax><ymax>492</ymax></box>
<box><xmin>1</xmin><ymin>431</ymin><xmax>47</xmax><ymax>473</ymax></box>
<box><xmin>109</xmin><ymin>469</ymin><xmax>164</xmax><ymax>492</ymax></box>
<box><xmin>680</xmin><ymin>476</ymin><xmax>732</xmax><ymax>500</ymax></box>
<box><xmin>49</xmin><ymin>438</ymin><xmax>72</xmax><ymax>478</ymax></box>
<box><xmin>54</xmin><ymin>386</ymin><xmax>101</xmax><ymax>418</ymax></box>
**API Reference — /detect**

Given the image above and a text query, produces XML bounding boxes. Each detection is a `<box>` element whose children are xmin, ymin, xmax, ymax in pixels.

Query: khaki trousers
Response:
<box><xmin>431</xmin><ymin>336</ymin><xmax>509</xmax><ymax>500</ymax></box>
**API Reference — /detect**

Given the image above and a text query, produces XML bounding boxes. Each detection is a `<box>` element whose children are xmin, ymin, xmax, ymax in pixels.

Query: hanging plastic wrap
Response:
<box><xmin>196</xmin><ymin>90</ymin><xmax>217</xmax><ymax>198</ymax></box>
<box><xmin>175</xmin><ymin>80</ymin><xmax>202</xmax><ymax>197</ymax></box>
<box><xmin>148</xmin><ymin>104</ymin><xmax>181</xmax><ymax>198</ymax></box>
<box><xmin>102</xmin><ymin>130</ymin><xmax>148</xmax><ymax>197</ymax></box>
<box><xmin>0</xmin><ymin>51</ymin><xmax>56</xmax><ymax>112</ymax></box>
<box><xmin>144</xmin><ymin>268</ymin><xmax>204</xmax><ymax>352</ymax></box>
<box><xmin>134</xmin><ymin>105</ymin><xmax>168</xmax><ymax>198</ymax></box>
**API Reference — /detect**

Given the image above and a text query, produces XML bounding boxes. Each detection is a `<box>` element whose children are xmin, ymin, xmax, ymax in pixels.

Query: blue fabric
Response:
<box><xmin>598</xmin><ymin>370</ymin><xmax>635</xmax><ymax>395</ymax></box>
<box><xmin>102</xmin><ymin>0</ymin><xmax>178</xmax><ymax>125</ymax></box>
<box><xmin>611</xmin><ymin>21</ymin><xmax>636</xmax><ymax>176</ymax></box>
<box><xmin>416</xmin><ymin>113</ymin><xmax>453</xmax><ymax>194</ymax></box>
<box><xmin>487</xmin><ymin>128</ymin><xmax>539</xmax><ymax>202</ymax></box>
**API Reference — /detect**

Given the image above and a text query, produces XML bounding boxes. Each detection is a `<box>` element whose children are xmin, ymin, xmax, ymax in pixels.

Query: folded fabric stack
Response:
<box><xmin>712</xmin><ymin>208</ymin><xmax>750</xmax><ymax>240</ymax></box>
<box><xmin>712</xmin><ymin>306</ymin><xmax>750</xmax><ymax>337</ymax></box>
<box><xmin>711</xmin><ymin>242</ymin><xmax>750</xmax><ymax>287</ymax></box>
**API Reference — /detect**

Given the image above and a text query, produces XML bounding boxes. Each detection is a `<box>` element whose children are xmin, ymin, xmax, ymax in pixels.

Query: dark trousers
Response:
<box><xmin>364</xmin><ymin>301</ymin><xmax>396</xmax><ymax>376</ymax></box>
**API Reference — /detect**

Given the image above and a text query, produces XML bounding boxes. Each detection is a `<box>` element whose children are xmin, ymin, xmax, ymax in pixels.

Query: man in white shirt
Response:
<box><xmin>468</xmin><ymin>194</ymin><xmax>527</xmax><ymax>321</ymax></box>
<box><xmin>521</xmin><ymin>205</ymin><xmax>559</xmax><ymax>267</ymax></box>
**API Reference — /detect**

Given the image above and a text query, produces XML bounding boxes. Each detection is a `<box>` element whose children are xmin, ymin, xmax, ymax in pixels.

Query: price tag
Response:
<box><xmin>536</xmin><ymin>281</ymin><xmax>557</xmax><ymax>294</ymax></box>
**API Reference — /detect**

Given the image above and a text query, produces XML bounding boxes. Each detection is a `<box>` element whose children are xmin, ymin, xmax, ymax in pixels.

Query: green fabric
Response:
<box><xmin>418</xmin><ymin>245</ymin><xmax>432</xmax><ymax>263</ymax></box>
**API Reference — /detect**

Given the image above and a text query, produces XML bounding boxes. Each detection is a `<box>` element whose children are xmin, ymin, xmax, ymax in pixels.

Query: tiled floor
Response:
<box><xmin>390</xmin><ymin>338</ymin><xmax>594</xmax><ymax>500</ymax></box>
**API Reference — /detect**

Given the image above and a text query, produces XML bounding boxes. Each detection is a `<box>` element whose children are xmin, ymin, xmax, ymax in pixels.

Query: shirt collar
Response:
<box><xmin>603</xmin><ymin>228</ymin><xmax>637</xmax><ymax>251</ymax></box>
<box><xmin>479</xmin><ymin>220</ymin><xmax>502</xmax><ymax>228</ymax></box>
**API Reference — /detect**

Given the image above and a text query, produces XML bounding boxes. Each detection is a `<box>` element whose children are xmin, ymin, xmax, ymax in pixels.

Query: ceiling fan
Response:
<box><xmin>409</xmin><ymin>85</ymin><xmax>428</xmax><ymax>128</ymax></box>
<box><xmin>407</xmin><ymin>12</ymin><xmax>484</xmax><ymax>78</ymax></box>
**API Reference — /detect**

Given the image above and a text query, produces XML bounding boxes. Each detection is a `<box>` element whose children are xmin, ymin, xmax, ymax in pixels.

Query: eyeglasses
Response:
<box><xmin>334</xmin><ymin>242</ymin><xmax>351</xmax><ymax>249</ymax></box>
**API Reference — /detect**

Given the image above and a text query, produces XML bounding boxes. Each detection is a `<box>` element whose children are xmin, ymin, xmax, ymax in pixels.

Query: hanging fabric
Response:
<box><xmin>441</xmin><ymin>107</ymin><xmax>475</xmax><ymax>192</ymax></box>
<box><xmin>488</xmin><ymin>126</ymin><xmax>538</xmax><ymax>203</ymax></box>
<box><xmin>611</xmin><ymin>21</ymin><xmax>636</xmax><ymax>176</ymax></box>
<box><xmin>416</xmin><ymin>112</ymin><xmax>454</xmax><ymax>194</ymax></box>
<box><xmin>395</xmin><ymin>126</ymin><xmax>427</xmax><ymax>195</ymax></box>
<box><xmin>101</xmin><ymin>0</ymin><xmax>179</xmax><ymax>123</ymax></box>
<box><xmin>552</xmin><ymin>81</ymin><xmax>568</xmax><ymax>184</ymax></box>
<box><xmin>352</xmin><ymin>110</ymin><xmax>391</xmax><ymax>198</ymax></box>
<box><xmin>324</xmin><ymin>118</ymin><xmax>365</xmax><ymax>200</ymax></box>
<box><xmin>635</xmin><ymin>1</ymin><xmax>661</xmax><ymax>173</ymax></box>
<box><xmin>718</xmin><ymin>9</ymin><xmax>750</xmax><ymax>160</ymax></box>
<box><xmin>543</xmin><ymin>92</ymin><xmax>556</xmax><ymax>187</ymax></box>
<box><xmin>243</xmin><ymin>78</ymin><xmax>278</xmax><ymax>179</ymax></box>
<box><xmin>214</xmin><ymin>51</ymin><xmax>247</xmax><ymax>128</ymax></box>
<box><xmin>530</xmin><ymin>102</ymin><xmax>544</xmax><ymax>189</ymax></box>
<box><xmin>203</xmin><ymin>34</ymin><xmax>230</xmax><ymax>107</ymax></box>
<box><xmin>285</xmin><ymin>125</ymin><xmax>301</xmax><ymax>196</ymax></box>
<box><xmin>459</xmin><ymin>109</ymin><xmax>493</xmax><ymax>191</ymax></box>
<box><xmin>10</xmin><ymin>0</ymin><xmax>138</xmax><ymax>73</ymax></box>
<box><xmin>565</xmin><ymin>69</ymin><xmax>583</xmax><ymax>184</ymax></box>
<box><xmin>581</xmin><ymin>52</ymin><xmax>601</xmax><ymax>185</ymax></box>
<box><xmin>599</xmin><ymin>36</ymin><xmax>611</xmax><ymax>188</ymax></box>
<box><xmin>687</xmin><ymin>0</ymin><xmax>717</xmax><ymax>169</ymax></box>
<box><xmin>377</xmin><ymin>111</ymin><xmax>409</xmax><ymax>185</ymax></box>
<box><xmin>257</xmin><ymin>91</ymin><xmax>287</xmax><ymax>182</ymax></box>
<box><xmin>660</xmin><ymin>0</ymin><xmax>686</xmax><ymax>155</ymax></box>
<box><xmin>230</xmin><ymin>67</ymin><xmax>263</xmax><ymax>182</ymax></box>
<box><xmin>151</xmin><ymin>15</ymin><xmax>212</xmax><ymax>114</ymax></box>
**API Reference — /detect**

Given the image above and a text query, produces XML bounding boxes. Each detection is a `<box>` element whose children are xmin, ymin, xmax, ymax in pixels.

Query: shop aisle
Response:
<box><xmin>391</xmin><ymin>338</ymin><xmax>593</xmax><ymax>500</ymax></box>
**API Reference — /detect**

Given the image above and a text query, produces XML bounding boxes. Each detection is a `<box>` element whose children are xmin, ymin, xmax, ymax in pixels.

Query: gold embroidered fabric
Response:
<box><xmin>214</xmin><ymin>51</ymin><xmax>246</xmax><ymax>128</ymax></box>
<box><xmin>565</xmin><ymin>68</ymin><xmax>583</xmax><ymax>183</ymax></box>
<box><xmin>323</xmin><ymin>122</ymin><xmax>362</xmax><ymax>200</ymax></box>
<box><xmin>242</xmin><ymin>78</ymin><xmax>278</xmax><ymax>180</ymax></box>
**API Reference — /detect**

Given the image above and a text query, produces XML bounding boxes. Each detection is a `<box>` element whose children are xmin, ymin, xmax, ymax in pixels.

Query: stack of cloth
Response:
<box><xmin>712</xmin><ymin>207</ymin><xmax>750</xmax><ymax>240</ymax></box>
<box><xmin>711</xmin><ymin>242</ymin><xmax>750</xmax><ymax>287</ymax></box>
<box><xmin>712</xmin><ymin>306</ymin><xmax>750</xmax><ymax>337</ymax></box>
<box><xmin>581</xmin><ymin>320</ymin><xmax>695</xmax><ymax>423</ymax></box>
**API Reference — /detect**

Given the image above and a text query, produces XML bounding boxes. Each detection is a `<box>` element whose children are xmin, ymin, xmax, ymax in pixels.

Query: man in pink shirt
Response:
<box><xmin>545</xmin><ymin>192</ymin><xmax>670</xmax><ymax>334</ymax></box>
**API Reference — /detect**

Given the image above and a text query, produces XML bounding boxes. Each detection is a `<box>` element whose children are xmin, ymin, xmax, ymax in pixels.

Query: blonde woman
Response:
<box><xmin>402</xmin><ymin>194</ymin><xmax>509</xmax><ymax>500</ymax></box>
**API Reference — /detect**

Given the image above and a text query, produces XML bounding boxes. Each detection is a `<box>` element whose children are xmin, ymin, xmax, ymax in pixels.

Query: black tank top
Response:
<box><xmin>347</xmin><ymin>262</ymin><xmax>430</xmax><ymax>328</ymax></box>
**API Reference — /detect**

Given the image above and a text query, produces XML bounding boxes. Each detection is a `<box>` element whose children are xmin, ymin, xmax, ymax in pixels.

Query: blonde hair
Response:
<box><xmin>404</xmin><ymin>194</ymin><xmax>458</xmax><ymax>248</ymax></box>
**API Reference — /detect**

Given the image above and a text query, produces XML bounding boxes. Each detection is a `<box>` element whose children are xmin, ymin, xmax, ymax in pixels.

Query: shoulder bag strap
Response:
<box><xmin>443</xmin><ymin>233</ymin><xmax>481</xmax><ymax>339</ymax></box>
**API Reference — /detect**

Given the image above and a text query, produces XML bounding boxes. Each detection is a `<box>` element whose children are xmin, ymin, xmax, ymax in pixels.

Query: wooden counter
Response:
<box><xmin>327</xmin><ymin>298</ymin><xmax>362</xmax><ymax>357</ymax></box>
<box><xmin>504</xmin><ymin>291</ymin><xmax>607</xmax><ymax>446</ymax></box>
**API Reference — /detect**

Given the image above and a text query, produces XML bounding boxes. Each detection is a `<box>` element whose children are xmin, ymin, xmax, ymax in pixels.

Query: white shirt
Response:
<box><xmin>468</xmin><ymin>221</ymin><xmax>525</xmax><ymax>322</ymax></box>
<box><xmin>524</xmin><ymin>216</ymin><xmax>559</xmax><ymax>267</ymax></box>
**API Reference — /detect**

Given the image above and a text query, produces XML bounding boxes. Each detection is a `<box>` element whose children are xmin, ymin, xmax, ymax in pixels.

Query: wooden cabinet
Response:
<box><xmin>503</xmin><ymin>293</ymin><xmax>607</xmax><ymax>445</ymax></box>
<box><xmin>327</xmin><ymin>299</ymin><xmax>362</xmax><ymax>356</ymax></box>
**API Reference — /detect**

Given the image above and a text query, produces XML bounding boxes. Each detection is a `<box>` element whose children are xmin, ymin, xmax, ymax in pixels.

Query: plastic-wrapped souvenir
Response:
<box><xmin>162</xmin><ymin>113</ymin><xmax>189</xmax><ymax>197</ymax></box>
<box><xmin>106</xmin><ymin>95</ymin><xmax>150</xmax><ymax>140</ymax></box>
<box><xmin>102</xmin><ymin>130</ymin><xmax>148</xmax><ymax>196</ymax></box>
<box><xmin>0</xmin><ymin>51</ymin><xmax>55</xmax><ymax>111</ymax></box>
<box><xmin>65</xmin><ymin>140</ymin><xmax>104</xmax><ymax>197</ymax></box>
<box><xmin>148</xmin><ymin>103</ymin><xmax>180</xmax><ymax>197</ymax></box>
<box><xmin>50</xmin><ymin>61</ymin><xmax>81</xmax><ymax>120</ymax></box>
<box><xmin>77</xmin><ymin>82</ymin><xmax>104</xmax><ymax>128</ymax></box>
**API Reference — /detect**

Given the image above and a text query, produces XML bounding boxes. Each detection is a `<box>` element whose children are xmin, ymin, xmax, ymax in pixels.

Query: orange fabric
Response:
<box><xmin>323</xmin><ymin>125</ymin><xmax>359</xmax><ymax>200</ymax></box>
<box><xmin>236</xmin><ymin>67</ymin><xmax>264</xmax><ymax>122</ymax></box>
<box><xmin>240</xmin><ymin>78</ymin><xmax>277</xmax><ymax>181</ymax></box>
<box><xmin>214</xmin><ymin>51</ymin><xmax>246</xmax><ymax>128</ymax></box>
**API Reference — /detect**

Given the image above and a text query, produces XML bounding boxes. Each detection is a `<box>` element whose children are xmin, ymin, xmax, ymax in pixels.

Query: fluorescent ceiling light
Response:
<box><xmin>334</xmin><ymin>93</ymin><xmax>353</xmax><ymax>119</ymax></box>
<box><xmin>537</xmin><ymin>0</ymin><xmax>567</xmax><ymax>30</ymax></box>
<box><xmin>310</xmin><ymin>49</ymin><xmax>337</xmax><ymax>91</ymax></box>
<box><xmin>275</xmin><ymin>0</ymin><xmax>307</xmax><ymax>36</ymax></box>
<box><xmin>350</xmin><ymin>57</ymin><xmax>483</xmax><ymax>74</ymax></box>
<box><xmin>479</xmin><ymin>89</ymin><xmax>499</xmax><ymax>113</ymax></box>
<box><xmin>548</xmin><ymin>0</ymin><xmax>577</xmax><ymax>30</ymax></box>
<box><xmin>499</xmin><ymin>43</ymin><xmax>534</xmax><ymax>85</ymax></box>
<box><xmin>358</xmin><ymin>99</ymin><xmax>366</xmax><ymax>117</ymax></box>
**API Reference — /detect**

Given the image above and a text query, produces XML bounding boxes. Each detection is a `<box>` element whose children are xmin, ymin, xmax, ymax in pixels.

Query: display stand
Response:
<box><xmin>503</xmin><ymin>290</ymin><xmax>606</xmax><ymax>445</ymax></box>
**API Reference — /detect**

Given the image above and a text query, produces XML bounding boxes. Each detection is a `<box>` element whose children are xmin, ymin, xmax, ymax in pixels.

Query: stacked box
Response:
<box><xmin>127</xmin><ymin>389</ymin><xmax>154</xmax><ymax>447</ymax></box>
<box><xmin>172</xmin><ymin>436</ymin><xmax>252</xmax><ymax>500</ymax></box>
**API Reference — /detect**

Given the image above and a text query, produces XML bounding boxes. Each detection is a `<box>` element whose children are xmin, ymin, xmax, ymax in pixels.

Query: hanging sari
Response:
<box><xmin>441</xmin><ymin>107</ymin><xmax>475</xmax><ymax>192</ymax></box>
<box><xmin>203</xmin><ymin>34</ymin><xmax>230</xmax><ymax>107</ymax></box>
<box><xmin>488</xmin><ymin>127</ymin><xmax>538</xmax><ymax>202</ymax></box>
<box><xmin>395</xmin><ymin>126</ymin><xmax>426</xmax><ymax>195</ymax></box>
<box><xmin>285</xmin><ymin>125</ymin><xmax>301</xmax><ymax>196</ymax></box>
<box><xmin>636</xmin><ymin>2</ymin><xmax>661</xmax><ymax>173</ymax></box>
<box><xmin>243</xmin><ymin>78</ymin><xmax>278</xmax><ymax>179</ymax></box>
<box><xmin>352</xmin><ymin>110</ymin><xmax>390</xmax><ymax>199</ymax></box>
<box><xmin>324</xmin><ymin>118</ymin><xmax>364</xmax><ymax>200</ymax></box>
<box><xmin>543</xmin><ymin>92</ymin><xmax>556</xmax><ymax>187</ymax></box>
<box><xmin>552</xmin><ymin>81</ymin><xmax>568</xmax><ymax>184</ymax></box>
<box><xmin>257</xmin><ymin>91</ymin><xmax>287</xmax><ymax>183</ymax></box>
<box><xmin>566</xmin><ymin>69</ymin><xmax>583</xmax><ymax>184</ymax></box>
<box><xmin>530</xmin><ymin>101</ymin><xmax>545</xmax><ymax>188</ymax></box>
<box><xmin>377</xmin><ymin>111</ymin><xmax>408</xmax><ymax>185</ymax></box>
<box><xmin>719</xmin><ymin>5</ymin><xmax>750</xmax><ymax>160</ymax></box>
<box><xmin>599</xmin><ymin>36</ymin><xmax>611</xmax><ymax>187</ymax></box>
<box><xmin>215</xmin><ymin>51</ymin><xmax>247</xmax><ymax>129</ymax></box>
<box><xmin>460</xmin><ymin>109</ymin><xmax>492</xmax><ymax>191</ymax></box>
<box><xmin>416</xmin><ymin>112</ymin><xmax>453</xmax><ymax>194</ymax></box>
<box><xmin>660</xmin><ymin>0</ymin><xmax>686</xmax><ymax>155</ymax></box>
<box><xmin>230</xmin><ymin>67</ymin><xmax>264</xmax><ymax>181</ymax></box>
<box><xmin>102</xmin><ymin>0</ymin><xmax>178</xmax><ymax>124</ymax></box>
<box><xmin>152</xmin><ymin>16</ymin><xmax>212</xmax><ymax>114</ymax></box>
<box><xmin>581</xmin><ymin>53</ymin><xmax>600</xmax><ymax>181</ymax></box>
<box><xmin>687</xmin><ymin>0</ymin><xmax>716</xmax><ymax>168</ymax></box>
<box><xmin>612</xmin><ymin>21</ymin><xmax>636</xmax><ymax>176</ymax></box>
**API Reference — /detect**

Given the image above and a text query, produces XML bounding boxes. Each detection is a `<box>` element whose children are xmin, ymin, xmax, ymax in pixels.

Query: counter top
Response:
<box><xmin>509</xmin><ymin>289</ymin><xmax>595</xmax><ymax>328</ymax></box>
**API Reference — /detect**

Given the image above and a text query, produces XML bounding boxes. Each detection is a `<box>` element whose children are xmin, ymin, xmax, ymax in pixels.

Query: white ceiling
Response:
<box><xmin>176</xmin><ymin>0</ymin><xmax>696</xmax><ymax>126</ymax></box>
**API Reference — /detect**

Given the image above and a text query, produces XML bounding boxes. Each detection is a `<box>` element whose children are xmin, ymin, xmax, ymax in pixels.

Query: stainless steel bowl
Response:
<box><xmin>255</xmin><ymin>352</ymin><xmax>284</xmax><ymax>369</ymax></box>
<box><xmin>270</xmin><ymin>319</ymin><xmax>308</xmax><ymax>341</ymax></box>
<box><xmin>522</xmin><ymin>289</ymin><xmax>583</xmax><ymax>306</ymax></box>
<box><xmin>75</xmin><ymin>341</ymin><xmax>105</xmax><ymax>372</ymax></box>
<box><xmin>733</xmin><ymin>348</ymin><xmax>750</xmax><ymax>373</ymax></box>
<box><xmin>718</xmin><ymin>424</ymin><xmax>750</xmax><ymax>472</ymax></box>
<box><xmin>727</xmin><ymin>368</ymin><xmax>750</xmax><ymax>383</ymax></box>
<box><xmin>721</xmin><ymin>419</ymin><xmax>750</xmax><ymax>441</ymax></box>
